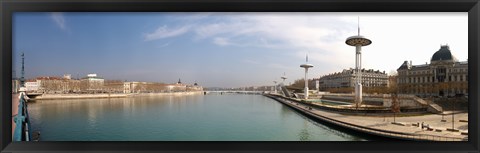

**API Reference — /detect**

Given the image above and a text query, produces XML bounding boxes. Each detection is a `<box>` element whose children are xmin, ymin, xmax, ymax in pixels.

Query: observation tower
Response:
<box><xmin>300</xmin><ymin>54</ymin><xmax>313</xmax><ymax>99</ymax></box>
<box><xmin>273</xmin><ymin>81</ymin><xmax>277</xmax><ymax>94</ymax></box>
<box><xmin>345</xmin><ymin>17</ymin><xmax>372</xmax><ymax>108</ymax></box>
<box><xmin>281</xmin><ymin>72</ymin><xmax>287</xmax><ymax>85</ymax></box>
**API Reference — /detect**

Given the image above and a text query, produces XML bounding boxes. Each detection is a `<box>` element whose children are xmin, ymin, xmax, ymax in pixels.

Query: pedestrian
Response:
<box><xmin>421</xmin><ymin>122</ymin><xmax>424</xmax><ymax>129</ymax></box>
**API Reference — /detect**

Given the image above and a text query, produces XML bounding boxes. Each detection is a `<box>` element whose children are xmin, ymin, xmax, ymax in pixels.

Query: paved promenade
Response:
<box><xmin>267</xmin><ymin>95</ymin><xmax>468</xmax><ymax>141</ymax></box>
<box><xmin>12</xmin><ymin>93</ymin><xmax>19</xmax><ymax>139</ymax></box>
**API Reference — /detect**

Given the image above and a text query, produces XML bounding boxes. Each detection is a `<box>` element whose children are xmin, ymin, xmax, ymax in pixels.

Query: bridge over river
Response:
<box><xmin>204</xmin><ymin>90</ymin><xmax>264</xmax><ymax>95</ymax></box>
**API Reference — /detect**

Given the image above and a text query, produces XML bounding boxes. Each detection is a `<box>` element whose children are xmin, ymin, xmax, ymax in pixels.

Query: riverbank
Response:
<box><xmin>32</xmin><ymin>91</ymin><xmax>204</xmax><ymax>100</ymax></box>
<box><xmin>265</xmin><ymin>94</ymin><xmax>468</xmax><ymax>141</ymax></box>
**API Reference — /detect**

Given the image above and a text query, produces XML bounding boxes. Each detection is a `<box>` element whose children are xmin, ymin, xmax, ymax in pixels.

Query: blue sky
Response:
<box><xmin>13</xmin><ymin>12</ymin><xmax>467</xmax><ymax>88</ymax></box>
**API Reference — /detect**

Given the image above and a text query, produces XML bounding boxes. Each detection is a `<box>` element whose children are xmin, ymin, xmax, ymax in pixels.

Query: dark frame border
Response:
<box><xmin>1</xmin><ymin>0</ymin><xmax>479</xmax><ymax>153</ymax></box>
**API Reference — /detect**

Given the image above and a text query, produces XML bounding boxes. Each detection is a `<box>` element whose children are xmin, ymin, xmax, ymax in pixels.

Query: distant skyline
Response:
<box><xmin>13</xmin><ymin>12</ymin><xmax>468</xmax><ymax>88</ymax></box>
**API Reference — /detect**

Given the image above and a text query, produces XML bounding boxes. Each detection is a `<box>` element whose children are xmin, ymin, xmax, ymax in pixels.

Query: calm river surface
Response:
<box><xmin>28</xmin><ymin>94</ymin><xmax>367</xmax><ymax>141</ymax></box>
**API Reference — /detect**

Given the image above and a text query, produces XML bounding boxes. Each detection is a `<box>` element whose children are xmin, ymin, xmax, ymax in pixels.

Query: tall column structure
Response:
<box><xmin>281</xmin><ymin>72</ymin><xmax>287</xmax><ymax>85</ymax></box>
<box><xmin>300</xmin><ymin>54</ymin><xmax>313</xmax><ymax>99</ymax></box>
<box><xmin>345</xmin><ymin>18</ymin><xmax>371</xmax><ymax>108</ymax></box>
<box><xmin>20</xmin><ymin>52</ymin><xmax>25</xmax><ymax>87</ymax></box>
<box><xmin>273</xmin><ymin>81</ymin><xmax>277</xmax><ymax>94</ymax></box>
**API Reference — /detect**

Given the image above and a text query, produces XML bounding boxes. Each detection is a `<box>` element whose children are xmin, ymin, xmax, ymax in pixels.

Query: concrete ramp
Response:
<box><xmin>428</xmin><ymin>103</ymin><xmax>443</xmax><ymax>114</ymax></box>
<box><xmin>280</xmin><ymin>85</ymin><xmax>291</xmax><ymax>97</ymax></box>
<box><xmin>415</xmin><ymin>97</ymin><xmax>443</xmax><ymax>114</ymax></box>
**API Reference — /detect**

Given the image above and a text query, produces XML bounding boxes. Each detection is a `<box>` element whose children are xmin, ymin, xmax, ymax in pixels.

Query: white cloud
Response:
<box><xmin>213</xmin><ymin>37</ymin><xmax>232</xmax><ymax>46</ymax></box>
<box><xmin>50</xmin><ymin>12</ymin><xmax>66</xmax><ymax>30</ymax></box>
<box><xmin>142</xmin><ymin>13</ymin><xmax>467</xmax><ymax>83</ymax></box>
<box><xmin>157</xmin><ymin>42</ymin><xmax>170</xmax><ymax>48</ymax></box>
<box><xmin>146</xmin><ymin>13</ymin><xmax>354</xmax><ymax>50</ymax></box>
<box><xmin>144</xmin><ymin>25</ymin><xmax>190</xmax><ymax>41</ymax></box>
<box><xmin>187</xmin><ymin>13</ymin><xmax>355</xmax><ymax>54</ymax></box>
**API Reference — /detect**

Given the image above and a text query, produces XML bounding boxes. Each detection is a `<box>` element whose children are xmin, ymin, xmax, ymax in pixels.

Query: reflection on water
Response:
<box><xmin>298</xmin><ymin>120</ymin><xmax>311</xmax><ymax>141</ymax></box>
<box><xmin>28</xmin><ymin>94</ymin><xmax>366</xmax><ymax>141</ymax></box>
<box><xmin>279</xmin><ymin>104</ymin><xmax>366</xmax><ymax>141</ymax></box>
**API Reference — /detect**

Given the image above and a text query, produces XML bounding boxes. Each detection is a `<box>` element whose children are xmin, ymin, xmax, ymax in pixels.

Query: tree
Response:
<box><xmin>387</xmin><ymin>74</ymin><xmax>401</xmax><ymax>122</ymax></box>
<box><xmin>391</xmin><ymin>93</ymin><xmax>401</xmax><ymax>123</ymax></box>
<box><xmin>290</xmin><ymin>78</ymin><xmax>305</xmax><ymax>89</ymax></box>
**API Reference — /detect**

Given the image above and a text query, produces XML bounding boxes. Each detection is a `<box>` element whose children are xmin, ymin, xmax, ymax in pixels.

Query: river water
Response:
<box><xmin>27</xmin><ymin>93</ymin><xmax>367</xmax><ymax>141</ymax></box>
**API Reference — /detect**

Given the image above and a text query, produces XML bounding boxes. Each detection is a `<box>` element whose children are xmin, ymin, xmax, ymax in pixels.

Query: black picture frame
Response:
<box><xmin>1</xmin><ymin>0</ymin><xmax>479</xmax><ymax>153</ymax></box>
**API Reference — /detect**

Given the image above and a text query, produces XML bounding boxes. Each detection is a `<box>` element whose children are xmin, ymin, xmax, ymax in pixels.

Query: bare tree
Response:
<box><xmin>391</xmin><ymin>93</ymin><xmax>401</xmax><ymax>123</ymax></box>
<box><xmin>290</xmin><ymin>78</ymin><xmax>305</xmax><ymax>89</ymax></box>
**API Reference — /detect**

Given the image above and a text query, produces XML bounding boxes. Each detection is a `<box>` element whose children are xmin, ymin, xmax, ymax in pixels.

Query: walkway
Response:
<box><xmin>12</xmin><ymin>93</ymin><xmax>19</xmax><ymax>139</ymax></box>
<box><xmin>266</xmin><ymin>94</ymin><xmax>468</xmax><ymax>141</ymax></box>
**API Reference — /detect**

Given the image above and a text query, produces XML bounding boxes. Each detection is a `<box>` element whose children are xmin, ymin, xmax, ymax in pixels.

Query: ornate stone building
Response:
<box><xmin>396</xmin><ymin>45</ymin><xmax>468</xmax><ymax>97</ymax></box>
<box><xmin>318</xmin><ymin>68</ymin><xmax>388</xmax><ymax>91</ymax></box>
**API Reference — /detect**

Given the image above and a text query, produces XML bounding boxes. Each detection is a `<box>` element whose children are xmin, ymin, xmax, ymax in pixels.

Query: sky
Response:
<box><xmin>13</xmin><ymin>12</ymin><xmax>468</xmax><ymax>88</ymax></box>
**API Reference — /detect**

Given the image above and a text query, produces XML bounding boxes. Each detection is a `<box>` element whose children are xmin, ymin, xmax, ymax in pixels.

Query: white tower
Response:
<box><xmin>345</xmin><ymin>17</ymin><xmax>371</xmax><ymax>108</ymax></box>
<box><xmin>300</xmin><ymin>54</ymin><xmax>313</xmax><ymax>99</ymax></box>
<box><xmin>281</xmin><ymin>72</ymin><xmax>287</xmax><ymax>85</ymax></box>
<box><xmin>273</xmin><ymin>81</ymin><xmax>277</xmax><ymax>94</ymax></box>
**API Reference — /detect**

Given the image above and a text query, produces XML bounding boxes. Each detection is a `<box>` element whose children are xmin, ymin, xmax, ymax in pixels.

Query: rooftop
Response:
<box><xmin>431</xmin><ymin>45</ymin><xmax>458</xmax><ymax>62</ymax></box>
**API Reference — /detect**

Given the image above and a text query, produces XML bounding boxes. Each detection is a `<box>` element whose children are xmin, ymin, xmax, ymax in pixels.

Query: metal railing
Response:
<box><xmin>13</xmin><ymin>92</ymin><xmax>32</xmax><ymax>141</ymax></box>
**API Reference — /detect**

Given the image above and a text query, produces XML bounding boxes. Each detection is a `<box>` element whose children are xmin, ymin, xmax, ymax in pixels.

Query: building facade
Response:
<box><xmin>122</xmin><ymin>80</ymin><xmax>204</xmax><ymax>93</ymax></box>
<box><xmin>81</xmin><ymin>74</ymin><xmax>105</xmax><ymax>92</ymax></box>
<box><xmin>123</xmin><ymin>81</ymin><xmax>157</xmax><ymax>93</ymax></box>
<box><xmin>25</xmin><ymin>80</ymin><xmax>40</xmax><ymax>92</ymax></box>
<box><xmin>187</xmin><ymin>81</ymin><xmax>203</xmax><ymax>91</ymax></box>
<box><xmin>36</xmin><ymin>76</ymin><xmax>77</xmax><ymax>94</ymax></box>
<box><xmin>318</xmin><ymin>68</ymin><xmax>388</xmax><ymax>91</ymax></box>
<box><xmin>396</xmin><ymin>45</ymin><xmax>468</xmax><ymax>97</ymax></box>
